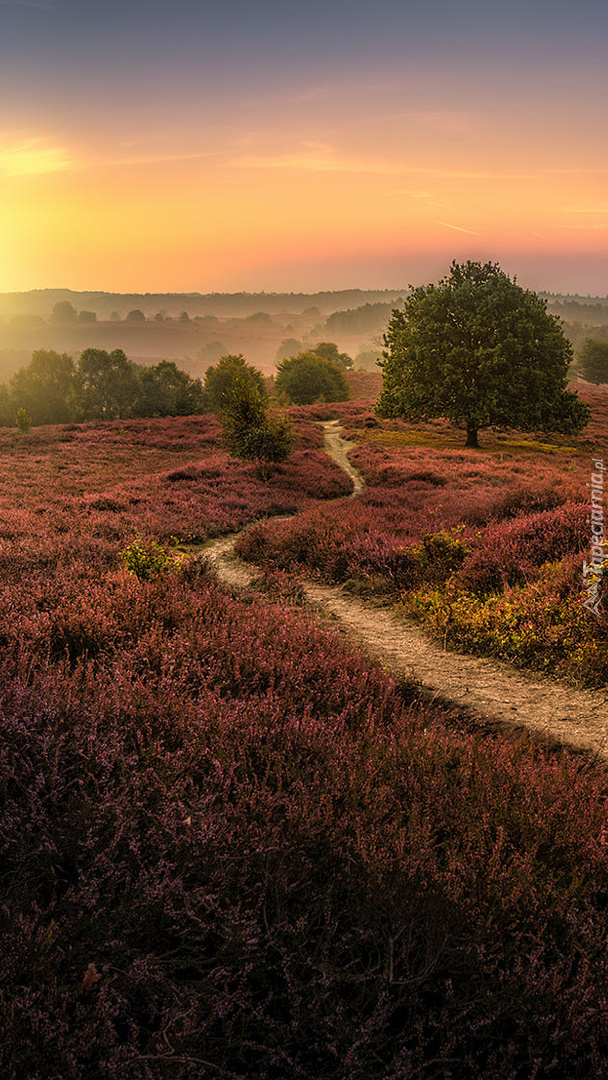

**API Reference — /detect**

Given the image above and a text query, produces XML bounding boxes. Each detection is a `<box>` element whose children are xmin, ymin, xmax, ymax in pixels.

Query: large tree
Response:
<box><xmin>134</xmin><ymin>361</ymin><xmax>205</xmax><ymax>417</ymax></box>
<box><xmin>76</xmin><ymin>348</ymin><xmax>138</xmax><ymax>420</ymax></box>
<box><xmin>377</xmin><ymin>261</ymin><xmax>589</xmax><ymax>447</ymax></box>
<box><xmin>9</xmin><ymin>349</ymin><xmax>76</xmax><ymax>425</ymax></box>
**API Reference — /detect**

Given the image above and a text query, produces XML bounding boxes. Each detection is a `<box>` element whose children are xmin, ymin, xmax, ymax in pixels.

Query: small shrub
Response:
<box><xmin>119</xmin><ymin>535</ymin><xmax>183</xmax><ymax>581</ymax></box>
<box><xmin>15</xmin><ymin>408</ymin><xmax>32</xmax><ymax>434</ymax></box>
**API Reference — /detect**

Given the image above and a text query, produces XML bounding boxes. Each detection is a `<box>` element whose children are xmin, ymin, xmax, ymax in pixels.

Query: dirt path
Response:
<box><xmin>198</xmin><ymin>422</ymin><xmax>608</xmax><ymax>760</ymax></box>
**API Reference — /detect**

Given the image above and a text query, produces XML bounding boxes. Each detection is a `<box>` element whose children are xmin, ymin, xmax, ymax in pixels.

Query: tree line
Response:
<box><xmin>0</xmin><ymin>342</ymin><xmax>353</xmax><ymax>429</ymax></box>
<box><xmin>0</xmin><ymin>349</ymin><xmax>206</xmax><ymax>427</ymax></box>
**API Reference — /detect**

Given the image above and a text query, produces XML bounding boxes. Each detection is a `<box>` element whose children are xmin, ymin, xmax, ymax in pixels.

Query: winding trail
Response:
<box><xmin>199</xmin><ymin>422</ymin><xmax>608</xmax><ymax>760</ymax></box>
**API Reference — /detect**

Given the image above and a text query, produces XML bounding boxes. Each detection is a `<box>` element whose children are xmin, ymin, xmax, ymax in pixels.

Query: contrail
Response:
<box><xmin>436</xmin><ymin>220</ymin><xmax>480</xmax><ymax>235</ymax></box>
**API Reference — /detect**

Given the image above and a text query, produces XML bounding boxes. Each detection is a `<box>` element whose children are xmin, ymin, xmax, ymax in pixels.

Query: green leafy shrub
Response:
<box><xmin>15</xmin><ymin>407</ymin><xmax>32</xmax><ymax>434</ymax></box>
<box><xmin>120</xmin><ymin>535</ymin><xmax>183</xmax><ymax>581</ymax></box>
<box><xmin>221</xmin><ymin>375</ymin><xmax>293</xmax><ymax>478</ymax></box>
<box><xmin>414</xmin><ymin>528</ymin><xmax>468</xmax><ymax>583</ymax></box>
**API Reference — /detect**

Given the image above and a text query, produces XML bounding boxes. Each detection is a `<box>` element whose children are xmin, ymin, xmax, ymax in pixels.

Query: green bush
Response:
<box><xmin>120</xmin><ymin>536</ymin><xmax>183</xmax><ymax>581</ymax></box>
<box><xmin>221</xmin><ymin>376</ymin><xmax>293</xmax><ymax>478</ymax></box>
<box><xmin>15</xmin><ymin>408</ymin><xmax>32</xmax><ymax>434</ymax></box>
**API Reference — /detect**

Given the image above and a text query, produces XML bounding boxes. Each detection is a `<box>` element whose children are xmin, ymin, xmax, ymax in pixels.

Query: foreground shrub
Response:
<box><xmin>221</xmin><ymin>376</ymin><xmax>294</xmax><ymax>479</ymax></box>
<box><xmin>120</xmin><ymin>535</ymin><xmax>183</xmax><ymax>580</ymax></box>
<box><xmin>405</xmin><ymin>556</ymin><xmax>608</xmax><ymax>685</ymax></box>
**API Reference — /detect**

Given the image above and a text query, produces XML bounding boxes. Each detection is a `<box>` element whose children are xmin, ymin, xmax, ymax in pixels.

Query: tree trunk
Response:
<box><xmin>465</xmin><ymin>423</ymin><xmax>479</xmax><ymax>448</ymax></box>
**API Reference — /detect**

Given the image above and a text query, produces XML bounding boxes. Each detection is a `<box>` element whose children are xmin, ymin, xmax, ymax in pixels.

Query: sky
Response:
<box><xmin>1</xmin><ymin>0</ymin><xmax>607</xmax><ymax>296</ymax></box>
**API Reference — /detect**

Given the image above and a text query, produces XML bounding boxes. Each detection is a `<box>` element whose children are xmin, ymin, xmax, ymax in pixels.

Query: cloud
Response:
<box><xmin>0</xmin><ymin>139</ymin><xmax>71</xmax><ymax>176</ymax></box>
<box><xmin>436</xmin><ymin>220</ymin><xmax>480</xmax><ymax>235</ymax></box>
<box><xmin>560</xmin><ymin>206</ymin><xmax>608</xmax><ymax>214</ymax></box>
<box><xmin>229</xmin><ymin>143</ymin><xmax>539</xmax><ymax>182</ymax></box>
<box><xmin>228</xmin><ymin>142</ymin><xmax>395</xmax><ymax>174</ymax></box>
<box><xmin>102</xmin><ymin>150</ymin><xmax>214</xmax><ymax>168</ymax></box>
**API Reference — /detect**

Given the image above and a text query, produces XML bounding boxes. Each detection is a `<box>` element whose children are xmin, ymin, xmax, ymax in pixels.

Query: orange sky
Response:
<box><xmin>1</xmin><ymin>1</ymin><xmax>607</xmax><ymax>295</ymax></box>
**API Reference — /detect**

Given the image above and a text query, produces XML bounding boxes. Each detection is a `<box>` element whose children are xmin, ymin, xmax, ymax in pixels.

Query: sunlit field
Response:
<box><xmin>238</xmin><ymin>386</ymin><xmax>608</xmax><ymax>687</ymax></box>
<box><xmin>3</xmin><ymin>394</ymin><xmax>608</xmax><ymax>1079</ymax></box>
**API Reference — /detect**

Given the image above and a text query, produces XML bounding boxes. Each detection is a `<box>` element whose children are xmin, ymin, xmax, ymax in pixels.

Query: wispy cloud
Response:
<box><xmin>229</xmin><ymin>143</ymin><xmax>538</xmax><ymax>182</ymax></box>
<box><xmin>0</xmin><ymin>139</ymin><xmax>71</xmax><ymax>176</ymax></box>
<box><xmin>100</xmin><ymin>150</ymin><xmax>214</xmax><ymax>169</ymax></box>
<box><xmin>229</xmin><ymin>142</ymin><xmax>397</xmax><ymax>175</ymax></box>
<box><xmin>436</xmin><ymin>220</ymin><xmax>480</xmax><ymax>235</ymax></box>
<box><xmin>560</xmin><ymin>206</ymin><xmax>608</xmax><ymax>214</ymax></box>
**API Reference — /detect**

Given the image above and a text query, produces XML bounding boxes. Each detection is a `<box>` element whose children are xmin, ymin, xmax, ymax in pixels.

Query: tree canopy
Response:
<box><xmin>77</xmin><ymin>348</ymin><xmax>139</xmax><ymax>420</ymax></box>
<box><xmin>377</xmin><ymin>260</ymin><xmax>590</xmax><ymax>447</ymax></box>
<box><xmin>274</xmin><ymin>352</ymin><xmax>350</xmax><ymax>405</ymax></box>
<box><xmin>9</xmin><ymin>349</ymin><xmax>76</xmax><ymax>425</ymax></box>
<box><xmin>202</xmin><ymin>354</ymin><xmax>266</xmax><ymax>414</ymax></box>
<box><xmin>576</xmin><ymin>338</ymin><xmax>608</xmax><ymax>385</ymax></box>
<box><xmin>220</xmin><ymin>376</ymin><xmax>293</xmax><ymax>478</ymax></box>
<box><xmin>0</xmin><ymin>349</ymin><xmax>206</xmax><ymax>427</ymax></box>
<box><xmin>50</xmin><ymin>300</ymin><xmax>78</xmax><ymax>323</ymax></box>
<box><xmin>133</xmin><ymin>360</ymin><xmax>205</xmax><ymax>417</ymax></box>
<box><xmin>312</xmin><ymin>342</ymin><xmax>353</xmax><ymax>370</ymax></box>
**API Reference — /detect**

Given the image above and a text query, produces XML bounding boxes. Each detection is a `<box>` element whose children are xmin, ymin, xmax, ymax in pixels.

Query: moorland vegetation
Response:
<box><xmin>2</xmin><ymin>268</ymin><xmax>608</xmax><ymax>1078</ymax></box>
<box><xmin>1</xmin><ymin>377</ymin><xmax>608</xmax><ymax>1077</ymax></box>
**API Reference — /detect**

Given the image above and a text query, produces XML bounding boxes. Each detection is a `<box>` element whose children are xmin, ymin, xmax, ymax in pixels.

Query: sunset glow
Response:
<box><xmin>1</xmin><ymin>0</ymin><xmax>607</xmax><ymax>294</ymax></box>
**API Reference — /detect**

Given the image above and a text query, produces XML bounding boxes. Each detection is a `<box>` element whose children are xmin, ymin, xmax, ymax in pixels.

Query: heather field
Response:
<box><xmin>237</xmin><ymin>387</ymin><xmax>608</xmax><ymax>687</ymax></box>
<box><xmin>3</xmin><ymin>399</ymin><xmax>608</xmax><ymax>1079</ymax></box>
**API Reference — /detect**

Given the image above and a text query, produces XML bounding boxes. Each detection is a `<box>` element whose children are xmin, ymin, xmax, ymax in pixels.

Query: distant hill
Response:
<box><xmin>0</xmin><ymin>288</ymin><xmax>406</xmax><ymax>321</ymax></box>
<box><xmin>0</xmin><ymin>289</ymin><xmax>407</xmax><ymax>381</ymax></box>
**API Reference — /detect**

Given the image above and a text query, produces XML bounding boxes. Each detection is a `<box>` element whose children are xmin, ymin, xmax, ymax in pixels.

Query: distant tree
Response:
<box><xmin>221</xmin><ymin>376</ymin><xmax>293</xmax><ymax>479</ymax></box>
<box><xmin>76</xmin><ymin>348</ymin><xmax>138</xmax><ymax>420</ymax></box>
<box><xmin>154</xmin><ymin>311</ymin><xmax>166</xmax><ymax>322</ymax></box>
<box><xmin>312</xmin><ymin>341</ymin><xmax>353</xmax><ymax>370</ymax></box>
<box><xmin>9</xmin><ymin>349</ymin><xmax>76</xmax><ymax>425</ymax></box>
<box><xmin>125</xmin><ymin>309</ymin><xmax>146</xmax><ymax>323</ymax></box>
<box><xmin>377</xmin><ymin>260</ymin><xmax>590</xmax><ymax>447</ymax></box>
<box><xmin>196</xmin><ymin>340</ymin><xmax>228</xmax><ymax>368</ymax></box>
<box><xmin>110</xmin><ymin>311</ymin><xmax>121</xmax><ymax>322</ymax></box>
<box><xmin>0</xmin><ymin>384</ymin><xmax>12</xmax><ymax>427</ymax></box>
<box><xmin>577</xmin><ymin>338</ymin><xmax>608</xmax><ymax>385</ymax></box>
<box><xmin>354</xmin><ymin>347</ymin><xmax>382</xmax><ymax>371</ymax></box>
<box><xmin>275</xmin><ymin>338</ymin><xmax>303</xmax><ymax>364</ymax></box>
<box><xmin>77</xmin><ymin>310</ymin><xmax>97</xmax><ymax>323</ymax></box>
<box><xmin>134</xmin><ymin>361</ymin><xmax>205</xmax><ymax>417</ymax></box>
<box><xmin>179</xmin><ymin>310</ymin><xmax>190</xmax><ymax>323</ymax></box>
<box><xmin>202</xmin><ymin>354</ymin><xmax>266</xmax><ymax>414</ymax></box>
<box><xmin>50</xmin><ymin>300</ymin><xmax>78</xmax><ymax>323</ymax></box>
<box><xmin>326</xmin><ymin>302</ymin><xmax>396</xmax><ymax>336</ymax></box>
<box><xmin>245</xmin><ymin>311</ymin><xmax>272</xmax><ymax>324</ymax></box>
<box><xmin>274</xmin><ymin>352</ymin><xmax>350</xmax><ymax>405</ymax></box>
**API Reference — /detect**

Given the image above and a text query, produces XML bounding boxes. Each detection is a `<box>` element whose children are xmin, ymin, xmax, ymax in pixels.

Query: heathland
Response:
<box><xmin>2</xmin><ymin>370</ymin><xmax>608</xmax><ymax>1079</ymax></box>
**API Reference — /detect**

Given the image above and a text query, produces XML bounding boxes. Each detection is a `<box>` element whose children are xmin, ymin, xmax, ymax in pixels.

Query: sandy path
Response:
<box><xmin>198</xmin><ymin>423</ymin><xmax>608</xmax><ymax>759</ymax></box>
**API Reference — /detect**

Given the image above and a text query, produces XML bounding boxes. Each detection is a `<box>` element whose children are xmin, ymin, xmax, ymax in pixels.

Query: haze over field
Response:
<box><xmin>1</xmin><ymin>0</ymin><xmax>607</xmax><ymax>295</ymax></box>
